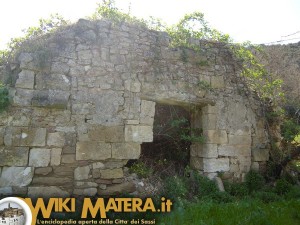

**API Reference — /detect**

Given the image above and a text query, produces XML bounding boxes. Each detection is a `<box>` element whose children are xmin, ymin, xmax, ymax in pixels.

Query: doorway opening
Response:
<box><xmin>140</xmin><ymin>103</ymin><xmax>193</xmax><ymax>177</ymax></box>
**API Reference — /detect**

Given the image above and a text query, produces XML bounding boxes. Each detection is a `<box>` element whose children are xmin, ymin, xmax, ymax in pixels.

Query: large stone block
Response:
<box><xmin>191</xmin><ymin>144</ymin><xmax>218</xmax><ymax>158</ymax></box>
<box><xmin>28</xmin><ymin>186</ymin><xmax>70</xmax><ymax>198</ymax></box>
<box><xmin>218</xmin><ymin>145</ymin><xmax>251</xmax><ymax>157</ymax></box>
<box><xmin>228</xmin><ymin>135</ymin><xmax>252</xmax><ymax>145</ymax></box>
<box><xmin>32</xmin><ymin>177</ymin><xmax>72</xmax><ymax>186</ymax></box>
<box><xmin>111</xmin><ymin>143</ymin><xmax>141</xmax><ymax>159</ymax></box>
<box><xmin>140</xmin><ymin>100</ymin><xmax>156</xmax><ymax>125</ymax></box>
<box><xmin>29</xmin><ymin>148</ymin><xmax>51</xmax><ymax>167</ymax></box>
<box><xmin>89</xmin><ymin>126</ymin><xmax>124</xmax><ymax>142</ymax></box>
<box><xmin>11</xmin><ymin>128</ymin><xmax>46</xmax><ymax>147</ymax></box>
<box><xmin>98</xmin><ymin>182</ymin><xmax>135</xmax><ymax>195</ymax></box>
<box><xmin>203</xmin><ymin>158</ymin><xmax>230</xmax><ymax>173</ymax></box>
<box><xmin>204</xmin><ymin>130</ymin><xmax>228</xmax><ymax>144</ymax></box>
<box><xmin>125</xmin><ymin>125</ymin><xmax>153</xmax><ymax>143</ymax></box>
<box><xmin>190</xmin><ymin>157</ymin><xmax>204</xmax><ymax>170</ymax></box>
<box><xmin>47</xmin><ymin>132</ymin><xmax>65</xmax><ymax>147</ymax></box>
<box><xmin>100</xmin><ymin>168</ymin><xmax>123</xmax><ymax>179</ymax></box>
<box><xmin>201</xmin><ymin>114</ymin><xmax>217</xmax><ymax>130</ymax></box>
<box><xmin>0</xmin><ymin>167</ymin><xmax>34</xmax><ymax>187</ymax></box>
<box><xmin>76</xmin><ymin>142</ymin><xmax>111</xmax><ymax>160</ymax></box>
<box><xmin>0</xmin><ymin>147</ymin><xmax>29</xmax><ymax>166</ymax></box>
<box><xmin>252</xmin><ymin>148</ymin><xmax>269</xmax><ymax>162</ymax></box>
<box><xmin>51</xmin><ymin>148</ymin><xmax>62</xmax><ymax>166</ymax></box>
<box><xmin>31</xmin><ymin>90</ymin><xmax>70</xmax><ymax>109</ymax></box>
<box><xmin>74</xmin><ymin>166</ymin><xmax>90</xmax><ymax>180</ymax></box>
<box><xmin>15</xmin><ymin>70</ymin><xmax>35</xmax><ymax>89</ymax></box>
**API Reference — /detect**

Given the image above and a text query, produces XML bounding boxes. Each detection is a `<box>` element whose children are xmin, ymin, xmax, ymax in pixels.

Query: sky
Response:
<box><xmin>0</xmin><ymin>0</ymin><xmax>300</xmax><ymax>49</ymax></box>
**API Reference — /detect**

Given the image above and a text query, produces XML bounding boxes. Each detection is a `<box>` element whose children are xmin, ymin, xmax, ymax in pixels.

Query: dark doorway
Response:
<box><xmin>140</xmin><ymin>104</ymin><xmax>192</xmax><ymax>177</ymax></box>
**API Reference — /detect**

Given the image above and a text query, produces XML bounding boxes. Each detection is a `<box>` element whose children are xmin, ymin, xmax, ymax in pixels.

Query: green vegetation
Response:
<box><xmin>157</xmin><ymin>199</ymin><xmax>300</xmax><ymax>225</ymax></box>
<box><xmin>0</xmin><ymin>83</ymin><xmax>9</xmax><ymax>112</ymax></box>
<box><xmin>129</xmin><ymin>161</ymin><xmax>153</xmax><ymax>178</ymax></box>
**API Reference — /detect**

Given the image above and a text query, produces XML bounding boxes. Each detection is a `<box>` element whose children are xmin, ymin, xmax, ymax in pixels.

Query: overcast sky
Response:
<box><xmin>1</xmin><ymin>0</ymin><xmax>300</xmax><ymax>49</ymax></box>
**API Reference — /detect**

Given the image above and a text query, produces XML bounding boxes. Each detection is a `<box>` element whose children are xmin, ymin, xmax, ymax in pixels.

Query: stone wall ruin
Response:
<box><xmin>0</xmin><ymin>18</ymin><xmax>270</xmax><ymax>197</ymax></box>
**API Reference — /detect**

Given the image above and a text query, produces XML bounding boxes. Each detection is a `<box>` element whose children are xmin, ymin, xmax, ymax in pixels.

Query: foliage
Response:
<box><xmin>157</xmin><ymin>199</ymin><xmax>300</xmax><ymax>225</ymax></box>
<box><xmin>1</xmin><ymin>14</ymin><xmax>68</xmax><ymax>66</ymax></box>
<box><xmin>0</xmin><ymin>83</ymin><xmax>9</xmax><ymax>112</ymax></box>
<box><xmin>275</xmin><ymin>178</ymin><xmax>292</xmax><ymax>195</ymax></box>
<box><xmin>129</xmin><ymin>161</ymin><xmax>153</xmax><ymax>178</ymax></box>
<box><xmin>170</xmin><ymin>118</ymin><xmax>205</xmax><ymax>143</ymax></box>
<box><xmin>91</xmin><ymin>0</ymin><xmax>146</xmax><ymax>26</ymax></box>
<box><xmin>224</xmin><ymin>181</ymin><xmax>249</xmax><ymax>197</ymax></box>
<box><xmin>163</xmin><ymin>176</ymin><xmax>188</xmax><ymax>200</ymax></box>
<box><xmin>252</xmin><ymin>191</ymin><xmax>282</xmax><ymax>203</ymax></box>
<box><xmin>281</xmin><ymin>119</ymin><xmax>300</xmax><ymax>142</ymax></box>
<box><xmin>245</xmin><ymin>170</ymin><xmax>265</xmax><ymax>193</ymax></box>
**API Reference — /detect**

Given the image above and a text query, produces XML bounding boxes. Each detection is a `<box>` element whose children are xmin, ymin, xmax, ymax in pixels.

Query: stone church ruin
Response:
<box><xmin>0</xmin><ymin>18</ymin><xmax>270</xmax><ymax>197</ymax></box>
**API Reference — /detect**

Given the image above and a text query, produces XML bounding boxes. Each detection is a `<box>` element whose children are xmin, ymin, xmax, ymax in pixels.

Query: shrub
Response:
<box><xmin>0</xmin><ymin>83</ymin><xmax>9</xmax><ymax>112</ymax></box>
<box><xmin>225</xmin><ymin>182</ymin><xmax>249</xmax><ymax>197</ymax></box>
<box><xmin>252</xmin><ymin>191</ymin><xmax>282</xmax><ymax>203</ymax></box>
<box><xmin>285</xmin><ymin>185</ymin><xmax>300</xmax><ymax>200</ymax></box>
<box><xmin>190</xmin><ymin>172</ymin><xmax>219</xmax><ymax>198</ymax></box>
<box><xmin>129</xmin><ymin>161</ymin><xmax>153</xmax><ymax>178</ymax></box>
<box><xmin>245</xmin><ymin>170</ymin><xmax>265</xmax><ymax>193</ymax></box>
<box><xmin>204</xmin><ymin>191</ymin><xmax>235</xmax><ymax>203</ymax></box>
<box><xmin>163</xmin><ymin>176</ymin><xmax>188</xmax><ymax>200</ymax></box>
<box><xmin>275</xmin><ymin>178</ymin><xmax>292</xmax><ymax>195</ymax></box>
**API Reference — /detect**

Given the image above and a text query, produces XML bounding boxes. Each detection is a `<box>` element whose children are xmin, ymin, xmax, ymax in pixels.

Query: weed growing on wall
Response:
<box><xmin>0</xmin><ymin>83</ymin><xmax>9</xmax><ymax>112</ymax></box>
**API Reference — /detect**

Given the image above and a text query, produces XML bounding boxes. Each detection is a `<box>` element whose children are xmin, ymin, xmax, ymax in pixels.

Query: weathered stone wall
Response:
<box><xmin>0</xmin><ymin>18</ymin><xmax>269</xmax><ymax>197</ymax></box>
<box><xmin>259</xmin><ymin>42</ymin><xmax>300</xmax><ymax>104</ymax></box>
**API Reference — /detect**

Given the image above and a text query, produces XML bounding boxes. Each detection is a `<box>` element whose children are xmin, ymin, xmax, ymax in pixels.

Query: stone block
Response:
<box><xmin>34</xmin><ymin>176</ymin><xmax>66</xmax><ymax>185</ymax></box>
<box><xmin>36</xmin><ymin>73</ymin><xmax>70</xmax><ymax>91</ymax></box>
<box><xmin>29</xmin><ymin>148</ymin><xmax>51</xmax><ymax>167</ymax></box>
<box><xmin>51</xmin><ymin>148</ymin><xmax>62</xmax><ymax>166</ymax></box>
<box><xmin>204</xmin><ymin>130</ymin><xmax>227</xmax><ymax>144</ymax></box>
<box><xmin>211</xmin><ymin>76</ymin><xmax>225</xmax><ymax>89</ymax></box>
<box><xmin>74</xmin><ymin>166</ymin><xmax>90</xmax><ymax>180</ymax></box>
<box><xmin>98</xmin><ymin>182</ymin><xmax>135</xmax><ymax>195</ymax></box>
<box><xmin>203</xmin><ymin>158</ymin><xmax>230</xmax><ymax>173</ymax></box>
<box><xmin>61</xmin><ymin>154</ymin><xmax>76</xmax><ymax>164</ymax></box>
<box><xmin>31</xmin><ymin>90</ymin><xmax>70</xmax><ymax>109</ymax></box>
<box><xmin>251</xmin><ymin>162</ymin><xmax>260</xmax><ymax>171</ymax></box>
<box><xmin>47</xmin><ymin>132</ymin><xmax>65</xmax><ymax>147</ymax></box>
<box><xmin>12</xmin><ymin>128</ymin><xmax>46</xmax><ymax>147</ymax></box>
<box><xmin>190</xmin><ymin>157</ymin><xmax>203</xmax><ymax>170</ymax></box>
<box><xmin>0</xmin><ymin>187</ymin><xmax>13</xmax><ymax>195</ymax></box>
<box><xmin>218</xmin><ymin>145</ymin><xmax>251</xmax><ymax>157</ymax></box>
<box><xmin>53</xmin><ymin>167</ymin><xmax>74</xmax><ymax>176</ymax></box>
<box><xmin>13</xmin><ymin>89</ymin><xmax>34</xmax><ymax>106</ymax></box>
<box><xmin>111</xmin><ymin>143</ymin><xmax>141</xmax><ymax>159</ymax></box>
<box><xmin>28</xmin><ymin>186</ymin><xmax>70</xmax><ymax>198</ymax></box>
<box><xmin>35</xmin><ymin>167</ymin><xmax>52</xmax><ymax>175</ymax></box>
<box><xmin>83</xmin><ymin>188</ymin><xmax>97</xmax><ymax>196</ymax></box>
<box><xmin>100</xmin><ymin>168</ymin><xmax>123</xmax><ymax>179</ymax></box>
<box><xmin>89</xmin><ymin>126</ymin><xmax>124</xmax><ymax>142</ymax></box>
<box><xmin>92</xmin><ymin>162</ymin><xmax>105</xmax><ymax>169</ymax></box>
<box><xmin>76</xmin><ymin>142</ymin><xmax>111</xmax><ymax>160</ymax></box>
<box><xmin>140</xmin><ymin>100</ymin><xmax>156</xmax><ymax>125</ymax></box>
<box><xmin>15</xmin><ymin>70</ymin><xmax>35</xmax><ymax>89</ymax></box>
<box><xmin>0</xmin><ymin>147</ymin><xmax>29</xmax><ymax>166</ymax></box>
<box><xmin>125</xmin><ymin>120</ymin><xmax>139</xmax><ymax>125</ymax></box>
<box><xmin>238</xmin><ymin>156</ymin><xmax>251</xmax><ymax>172</ymax></box>
<box><xmin>0</xmin><ymin>167</ymin><xmax>34</xmax><ymax>187</ymax></box>
<box><xmin>76</xmin><ymin>182</ymin><xmax>98</xmax><ymax>188</ymax></box>
<box><xmin>191</xmin><ymin>144</ymin><xmax>218</xmax><ymax>158</ymax></box>
<box><xmin>201</xmin><ymin>114</ymin><xmax>217</xmax><ymax>130</ymax></box>
<box><xmin>228</xmin><ymin>135</ymin><xmax>252</xmax><ymax>145</ymax></box>
<box><xmin>125</xmin><ymin>125</ymin><xmax>153</xmax><ymax>143</ymax></box>
<box><xmin>252</xmin><ymin>148</ymin><xmax>269</xmax><ymax>162</ymax></box>
<box><xmin>202</xmin><ymin>105</ymin><xmax>217</xmax><ymax>114</ymax></box>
